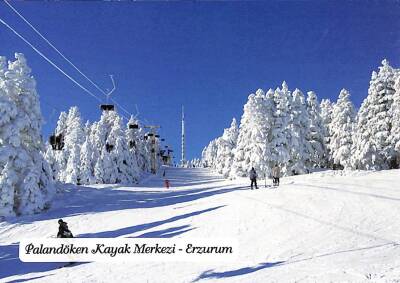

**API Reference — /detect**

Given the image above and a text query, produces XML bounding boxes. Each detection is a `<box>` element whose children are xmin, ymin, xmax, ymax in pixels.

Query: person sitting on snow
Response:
<box><xmin>249</xmin><ymin>167</ymin><xmax>258</xmax><ymax>190</ymax></box>
<box><xmin>57</xmin><ymin>219</ymin><xmax>73</xmax><ymax>238</ymax></box>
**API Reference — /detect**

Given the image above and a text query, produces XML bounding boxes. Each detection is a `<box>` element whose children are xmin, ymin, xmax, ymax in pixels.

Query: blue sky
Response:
<box><xmin>1</xmin><ymin>1</ymin><xmax>399</xmax><ymax>161</ymax></box>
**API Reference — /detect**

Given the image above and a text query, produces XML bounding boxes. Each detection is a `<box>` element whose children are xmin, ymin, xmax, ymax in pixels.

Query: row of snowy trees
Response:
<box><xmin>0</xmin><ymin>53</ymin><xmax>161</xmax><ymax>217</ymax></box>
<box><xmin>202</xmin><ymin>59</ymin><xmax>400</xmax><ymax>178</ymax></box>
<box><xmin>45</xmin><ymin>107</ymin><xmax>159</xmax><ymax>185</ymax></box>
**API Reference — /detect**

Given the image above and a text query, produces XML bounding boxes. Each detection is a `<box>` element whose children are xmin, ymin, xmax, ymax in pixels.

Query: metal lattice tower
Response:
<box><xmin>181</xmin><ymin>105</ymin><xmax>186</xmax><ymax>167</ymax></box>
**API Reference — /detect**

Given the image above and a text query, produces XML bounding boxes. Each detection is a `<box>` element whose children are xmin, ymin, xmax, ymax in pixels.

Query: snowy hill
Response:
<box><xmin>1</xmin><ymin>167</ymin><xmax>400</xmax><ymax>282</ymax></box>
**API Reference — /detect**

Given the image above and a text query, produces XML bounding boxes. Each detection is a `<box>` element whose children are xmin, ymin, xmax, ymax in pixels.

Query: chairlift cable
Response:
<box><xmin>4</xmin><ymin>0</ymin><xmax>134</xmax><ymax>118</ymax></box>
<box><xmin>4</xmin><ymin>0</ymin><xmax>109</xmax><ymax>97</ymax></box>
<box><xmin>0</xmin><ymin>17</ymin><xmax>104</xmax><ymax>103</ymax></box>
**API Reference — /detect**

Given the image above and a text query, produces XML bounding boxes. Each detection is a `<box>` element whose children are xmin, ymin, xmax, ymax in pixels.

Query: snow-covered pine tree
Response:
<box><xmin>270</xmin><ymin>83</ymin><xmax>291</xmax><ymax>175</ymax></box>
<box><xmin>329</xmin><ymin>89</ymin><xmax>356</xmax><ymax>170</ymax></box>
<box><xmin>59</xmin><ymin>106</ymin><xmax>85</xmax><ymax>184</ymax></box>
<box><xmin>79</xmin><ymin>121</ymin><xmax>95</xmax><ymax>184</ymax></box>
<box><xmin>214</xmin><ymin>118</ymin><xmax>239</xmax><ymax>177</ymax></box>
<box><xmin>45</xmin><ymin>111</ymin><xmax>68</xmax><ymax>181</ymax></box>
<box><xmin>390</xmin><ymin>75</ymin><xmax>400</xmax><ymax>167</ymax></box>
<box><xmin>0</xmin><ymin>56</ymin><xmax>17</xmax><ymax>216</ymax></box>
<box><xmin>92</xmin><ymin>113</ymin><xmax>112</xmax><ymax>183</ymax></box>
<box><xmin>288</xmin><ymin>88</ymin><xmax>311</xmax><ymax>174</ymax></box>
<box><xmin>137</xmin><ymin>127</ymin><xmax>152</xmax><ymax>173</ymax></box>
<box><xmin>108</xmin><ymin>113</ymin><xmax>137</xmax><ymax>184</ymax></box>
<box><xmin>190</xmin><ymin>158</ymin><xmax>202</xmax><ymax>168</ymax></box>
<box><xmin>0</xmin><ymin>53</ymin><xmax>53</xmax><ymax>216</ymax></box>
<box><xmin>230</xmin><ymin>89</ymin><xmax>274</xmax><ymax>177</ymax></box>
<box><xmin>90</xmin><ymin>109</ymin><xmax>139</xmax><ymax>184</ymax></box>
<box><xmin>320</xmin><ymin>99</ymin><xmax>334</xmax><ymax>168</ymax></box>
<box><xmin>202</xmin><ymin>138</ymin><xmax>219</xmax><ymax>169</ymax></box>
<box><xmin>352</xmin><ymin>59</ymin><xmax>397</xmax><ymax>170</ymax></box>
<box><xmin>306</xmin><ymin>91</ymin><xmax>327</xmax><ymax>169</ymax></box>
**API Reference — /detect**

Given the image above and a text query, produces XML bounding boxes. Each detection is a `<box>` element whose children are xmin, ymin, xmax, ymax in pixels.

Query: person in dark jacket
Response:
<box><xmin>249</xmin><ymin>167</ymin><xmax>258</xmax><ymax>190</ymax></box>
<box><xmin>57</xmin><ymin>219</ymin><xmax>73</xmax><ymax>238</ymax></box>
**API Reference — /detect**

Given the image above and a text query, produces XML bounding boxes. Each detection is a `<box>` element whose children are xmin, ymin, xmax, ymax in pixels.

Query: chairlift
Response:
<box><xmin>49</xmin><ymin>134</ymin><xmax>64</xmax><ymax>150</ymax></box>
<box><xmin>147</xmin><ymin>133</ymin><xmax>154</xmax><ymax>137</ymax></box>
<box><xmin>106</xmin><ymin>143</ymin><xmax>114</xmax><ymax>152</ymax></box>
<box><xmin>100</xmin><ymin>104</ymin><xmax>115</xmax><ymax>111</ymax></box>
<box><xmin>161</xmin><ymin>138</ymin><xmax>165</xmax><ymax>142</ymax></box>
<box><xmin>155</xmin><ymin>135</ymin><xmax>160</xmax><ymax>138</ymax></box>
<box><xmin>129</xmin><ymin>124</ymin><xmax>139</xmax><ymax>129</ymax></box>
<box><xmin>129</xmin><ymin>141</ymin><xmax>136</xmax><ymax>149</ymax></box>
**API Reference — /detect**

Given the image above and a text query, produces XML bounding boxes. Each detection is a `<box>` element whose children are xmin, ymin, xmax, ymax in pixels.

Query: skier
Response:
<box><xmin>272</xmin><ymin>164</ymin><xmax>280</xmax><ymax>186</ymax></box>
<box><xmin>249</xmin><ymin>167</ymin><xmax>258</xmax><ymax>190</ymax></box>
<box><xmin>57</xmin><ymin>219</ymin><xmax>73</xmax><ymax>238</ymax></box>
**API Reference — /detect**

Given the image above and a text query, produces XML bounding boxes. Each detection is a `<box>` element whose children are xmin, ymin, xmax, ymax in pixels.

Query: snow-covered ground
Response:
<box><xmin>1</xmin><ymin>167</ymin><xmax>400</xmax><ymax>282</ymax></box>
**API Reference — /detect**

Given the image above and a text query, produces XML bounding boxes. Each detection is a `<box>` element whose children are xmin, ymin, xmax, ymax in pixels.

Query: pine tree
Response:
<box><xmin>0</xmin><ymin>53</ymin><xmax>53</xmax><ymax>216</ymax></box>
<box><xmin>230</xmin><ymin>88</ymin><xmax>274</xmax><ymax>177</ymax></box>
<box><xmin>306</xmin><ymin>91</ymin><xmax>326</xmax><ymax>169</ymax></box>
<box><xmin>79</xmin><ymin>121</ymin><xmax>95</xmax><ymax>184</ymax></box>
<box><xmin>215</xmin><ymin>118</ymin><xmax>239</xmax><ymax>177</ymax></box>
<box><xmin>389</xmin><ymin>74</ymin><xmax>400</xmax><ymax>167</ymax></box>
<box><xmin>320</xmin><ymin>99</ymin><xmax>334</xmax><ymax>168</ymax></box>
<box><xmin>108</xmin><ymin>114</ymin><xmax>137</xmax><ymax>184</ymax></box>
<box><xmin>270</xmin><ymin>83</ymin><xmax>291</xmax><ymax>175</ymax></box>
<box><xmin>0</xmin><ymin>56</ymin><xmax>18</xmax><ymax>216</ymax></box>
<box><xmin>330</xmin><ymin>89</ymin><xmax>355</xmax><ymax>169</ymax></box>
<box><xmin>288</xmin><ymin>88</ymin><xmax>311</xmax><ymax>174</ymax></box>
<box><xmin>202</xmin><ymin>138</ymin><xmax>219</xmax><ymax>169</ymax></box>
<box><xmin>47</xmin><ymin>111</ymin><xmax>68</xmax><ymax>181</ymax></box>
<box><xmin>60</xmin><ymin>107</ymin><xmax>85</xmax><ymax>184</ymax></box>
<box><xmin>352</xmin><ymin>60</ymin><xmax>397</xmax><ymax>170</ymax></box>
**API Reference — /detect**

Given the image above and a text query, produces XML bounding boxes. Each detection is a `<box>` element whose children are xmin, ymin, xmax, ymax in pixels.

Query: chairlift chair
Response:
<box><xmin>106</xmin><ymin>143</ymin><xmax>114</xmax><ymax>152</ymax></box>
<box><xmin>49</xmin><ymin>134</ymin><xmax>64</xmax><ymax>150</ymax></box>
<box><xmin>129</xmin><ymin>124</ymin><xmax>139</xmax><ymax>129</ymax></box>
<box><xmin>100</xmin><ymin>104</ymin><xmax>115</xmax><ymax>111</ymax></box>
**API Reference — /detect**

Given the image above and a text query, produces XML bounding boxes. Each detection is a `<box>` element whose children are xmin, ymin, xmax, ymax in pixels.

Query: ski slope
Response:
<box><xmin>1</xmin><ymin>167</ymin><xmax>400</xmax><ymax>282</ymax></box>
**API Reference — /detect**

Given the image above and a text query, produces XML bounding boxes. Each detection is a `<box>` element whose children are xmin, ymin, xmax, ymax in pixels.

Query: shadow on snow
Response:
<box><xmin>0</xmin><ymin>206</ymin><xmax>223</xmax><ymax>280</ymax></box>
<box><xmin>194</xmin><ymin>261</ymin><xmax>285</xmax><ymax>281</ymax></box>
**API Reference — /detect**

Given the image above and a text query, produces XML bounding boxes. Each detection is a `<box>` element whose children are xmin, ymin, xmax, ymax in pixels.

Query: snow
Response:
<box><xmin>2</xmin><ymin>167</ymin><xmax>400</xmax><ymax>282</ymax></box>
